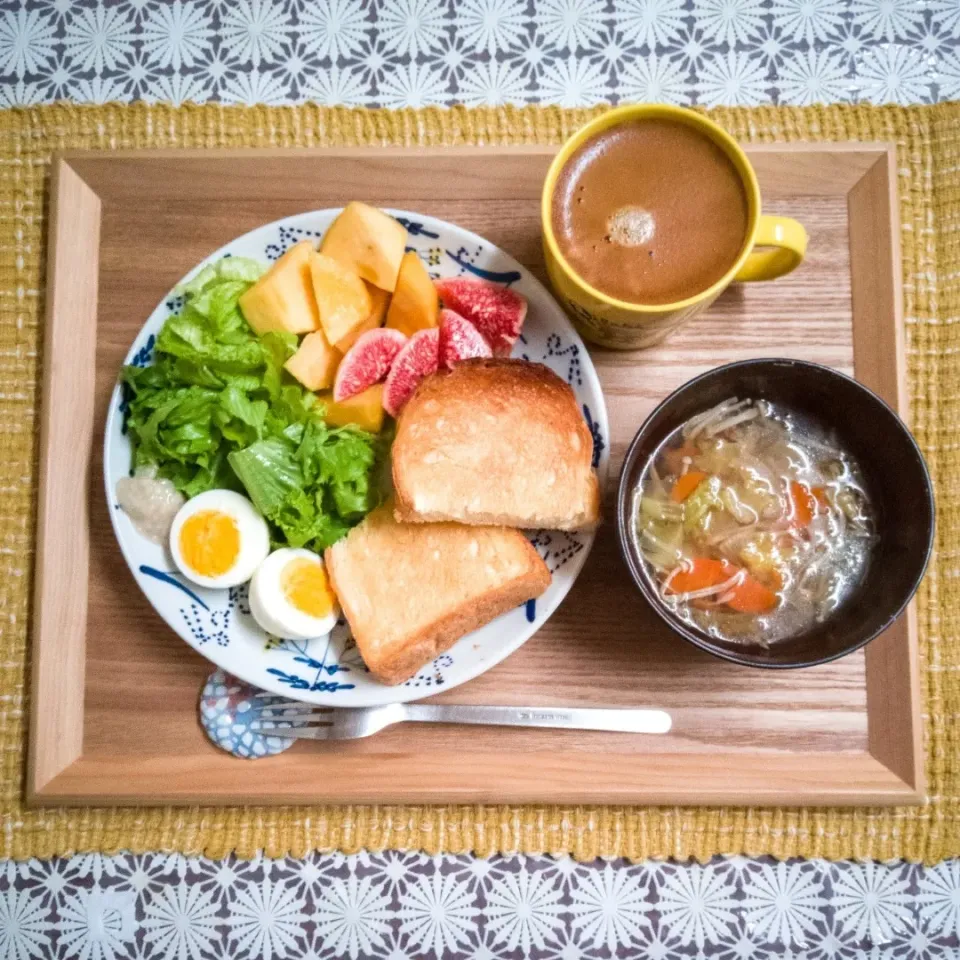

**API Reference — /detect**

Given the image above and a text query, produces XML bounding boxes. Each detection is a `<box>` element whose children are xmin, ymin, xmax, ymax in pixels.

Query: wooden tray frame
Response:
<box><xmin>27</xmin><ymin>144</ymin><xmax>922</xmax><ymax>807</ymax></box>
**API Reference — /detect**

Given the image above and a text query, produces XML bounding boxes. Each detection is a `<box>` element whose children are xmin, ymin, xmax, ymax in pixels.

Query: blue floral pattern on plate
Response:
<box><xmin>105</xmin><ymin>209</ymin><xmax>610</xmax><ymax>707</ymax></box>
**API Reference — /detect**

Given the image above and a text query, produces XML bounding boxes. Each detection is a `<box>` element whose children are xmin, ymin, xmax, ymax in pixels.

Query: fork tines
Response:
<box><xmin>253</xmin><ymin>705</ymin><xmax>323</xmax><ymax>718</ymax></box>
<box><xmin>250</xmin><ymin>710</ymin><xmax>334</xmax><ymax>731</ymax></box>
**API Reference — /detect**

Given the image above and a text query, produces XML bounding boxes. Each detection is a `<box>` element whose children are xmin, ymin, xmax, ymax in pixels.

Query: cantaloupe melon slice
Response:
<box><xmin>239</xmin><ymin>240</ymin><xmax>320</xmax><ymax>335</ymax></box>
<box><xmin>335</xmin><ymin>284</ymin><xmax>390</xmax><ymax>353</ymax></box>
<box><xmin>385</xmin><ymin>251</ymin><xmax>439</xmax><ymax>337</ymax></box>
<box><xmin>284</xmin><ymin>330</ymin><xmax>341</xmax><ymax>391</ymax></box>
<box><xmin>322</xmin><ymin>384</ymin><xmax>385</xmax><ymax>433</ymax></box>
<box><xmin>310</xmin><ymin>253</ymin><xmax>373</xmax><ymax>348</ymax></box>
<box><xmin>320</xmin><ymin>202</ymin><xmax>407</xmax><ymax>292</ymax></box>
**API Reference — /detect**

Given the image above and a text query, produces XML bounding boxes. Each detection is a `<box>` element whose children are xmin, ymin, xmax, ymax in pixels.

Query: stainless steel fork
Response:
<box><xmin>249</xmin><ymin>699</ymin><xmax>672</xmax><ymax>740</ymax></box>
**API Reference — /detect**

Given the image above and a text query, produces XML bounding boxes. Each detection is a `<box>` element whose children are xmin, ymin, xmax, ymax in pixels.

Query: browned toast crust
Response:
<box><xmin>392</xmin><ymin>359</ymin><xmax>601</xmax><ymax>531</ymax></box>
<box><xmin>325</xmin><ymin>505</ymin><xmax>551</xmax><ymax>685</ymax></box>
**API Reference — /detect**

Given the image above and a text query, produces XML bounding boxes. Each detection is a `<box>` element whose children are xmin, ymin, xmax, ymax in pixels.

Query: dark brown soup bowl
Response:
<box><xmin>616</xmin><ymin>358</ymin><xmax>934</xmax><ymax>668</ymax></box>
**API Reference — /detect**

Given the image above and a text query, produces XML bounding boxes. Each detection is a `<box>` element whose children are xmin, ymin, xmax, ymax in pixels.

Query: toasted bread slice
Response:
<box><xmin>392</xmin><ymin>359</ymin><xmax>601</xmax><ymax>531</ymax></box>
<box><xmin>325</xmin><ymin>504</ymin><xmax>551</xmax><ymax>685</ymax></box>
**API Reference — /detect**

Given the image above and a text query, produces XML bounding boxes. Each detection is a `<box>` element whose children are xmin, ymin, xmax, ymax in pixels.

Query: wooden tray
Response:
<box><xmin>28</xmin><ymin>144</ymin><xmax>921</xmax><ymax>807</ymax></box>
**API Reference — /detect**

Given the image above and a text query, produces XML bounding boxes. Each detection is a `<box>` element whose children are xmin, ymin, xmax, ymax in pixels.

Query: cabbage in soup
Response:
<box><xmin>634</xmin><ymin>397</ymin><xmax>876</xmax><ymax>645</ymax></box>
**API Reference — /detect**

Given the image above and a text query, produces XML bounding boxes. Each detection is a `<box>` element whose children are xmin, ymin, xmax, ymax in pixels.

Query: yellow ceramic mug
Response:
<box><xmin>541</xmin><ymin>105</ymin><xmax>808</xmax><ymax>349</ymax></box>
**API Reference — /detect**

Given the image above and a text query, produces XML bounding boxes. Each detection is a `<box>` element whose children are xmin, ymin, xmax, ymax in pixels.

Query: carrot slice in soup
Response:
<box><xmin>790</xmin><ymin>481</ymin><xmax>816</xmax><ymax>527</ymax></box>
<box><xmin>671</xmin><ymin>470</ymin><xmax>707</xmax><ymax>503</ymax></box>
<box><xmin>811</xmin><ymin>486</ymin><xmax>829</xmax><ymax>507</ymax></box>
<box><xmin>726</xmin><ymin>575</ymin><xmax>778</xmax><ymax>613</ymax></box>
<box><xmin>666</xmin><ymin>557</ymin><xmax>732</xmax><ymax>594</ymax></box>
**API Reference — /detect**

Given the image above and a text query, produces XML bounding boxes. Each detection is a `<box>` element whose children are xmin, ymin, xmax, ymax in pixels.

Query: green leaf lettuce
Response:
<box><xmin>122</xmin><ymin>256</ymin><xmax>385</xmax><ymax>549</ymax></box>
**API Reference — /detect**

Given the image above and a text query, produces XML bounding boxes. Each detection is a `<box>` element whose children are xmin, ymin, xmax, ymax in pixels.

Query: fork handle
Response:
<box><xmin>401</xmin><ymin>704</ymin><xmax>671</xmax><ymax>734</ymax></box>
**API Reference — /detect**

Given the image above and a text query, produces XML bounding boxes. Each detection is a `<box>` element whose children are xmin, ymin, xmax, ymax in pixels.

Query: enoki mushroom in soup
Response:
<box><xmin>633</xmin><ymin>398</ymin><xmax>876</xmax><ymax>645</ymax></box>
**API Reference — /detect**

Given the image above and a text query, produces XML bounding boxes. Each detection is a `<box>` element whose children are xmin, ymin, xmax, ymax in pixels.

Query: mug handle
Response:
<box><xmin>734</xmin><ymin>215</ymin><xmax>808</xmax><ymax>282</ymax></box>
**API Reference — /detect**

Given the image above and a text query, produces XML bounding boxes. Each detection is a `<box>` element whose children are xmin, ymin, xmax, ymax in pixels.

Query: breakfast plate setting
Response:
<box><xmin>29</xmin><ymin>104</ymin><xmax>934</xmax><ymax>810</ymax></box>
<box><xmin>105</xmin><ymin>207</ymin><xmax>610</xmax><ymax>707</ymax></box>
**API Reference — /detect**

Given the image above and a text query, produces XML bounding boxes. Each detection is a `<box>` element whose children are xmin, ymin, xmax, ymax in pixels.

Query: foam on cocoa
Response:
<box><xmin>552</xmin><ymin>120</ymin><xmax>749</xmax><ymax>306</ymax></box>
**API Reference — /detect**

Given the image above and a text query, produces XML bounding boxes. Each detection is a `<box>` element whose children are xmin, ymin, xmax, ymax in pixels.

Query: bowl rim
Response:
<box><xmin>615</xmin><ymin>357</ymin><xmax>936</xmax><ymax>669</ymax></box>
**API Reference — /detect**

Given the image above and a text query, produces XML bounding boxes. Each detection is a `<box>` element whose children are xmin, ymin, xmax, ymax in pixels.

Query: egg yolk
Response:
<box><xmin>179</xmin><ymin>510</ymin><xmax>240</xmax><ymax>578</ymax></box>
<box><xmin>281</xmin><ymin>557</ymin><xmax>335</xmax><ymax>618</ymax></box>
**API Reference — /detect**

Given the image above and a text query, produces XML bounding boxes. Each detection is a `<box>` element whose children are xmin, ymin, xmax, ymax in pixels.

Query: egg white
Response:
<box><xmin>169</xmin><ymin>489</ymin><xmax>270</xmax><ymax>589</ymax></box>
<box><xmin>249</xmin><ymin>548</ymin><xmax>340</xmax><ymax>640</ymax></box>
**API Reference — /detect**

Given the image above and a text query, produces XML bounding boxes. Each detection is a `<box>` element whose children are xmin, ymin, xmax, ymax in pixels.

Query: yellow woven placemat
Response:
<box><xmin>0</xmin><ymin>101</ymin><xmax>956</xmax><ymax>864</ymax></box>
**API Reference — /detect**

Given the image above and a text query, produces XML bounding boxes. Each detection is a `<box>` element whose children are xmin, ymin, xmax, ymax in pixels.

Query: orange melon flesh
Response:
<box><xmin>238</xmin><ymin>240</ymin><xmax>319</xmax><ymax>335</ymax></box>
<box><xmin>320</xmin><ymin>202</ymin><xmax>407</xmax><ymax>292</ymax></box>
<box><xmin>284</xmin><ymin>330</ymin><xmax>341</xmax><ymax>391</ymax></box>
<box><xmin>385</xmin><ymin>251</ymin><xmax>439</xmax><ymax>337</ymax></box>
<box><xmin>322</xmin><ymin>383</ymin><xmax>385</xmax><ymax>433</ymax></box>
<box><xmin>310</xmin><ymin>252</ymin><xmax>373</xmax><ymax>347</ymax></box>
<box><xmin>335</xmin><ymin>284</ymin><xmax>390</xmax><ymax>353</ymax></box>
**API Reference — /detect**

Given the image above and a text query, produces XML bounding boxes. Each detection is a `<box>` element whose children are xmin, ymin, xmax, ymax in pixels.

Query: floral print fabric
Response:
<box><xmin>0</xmin><ymin>0</ymin><xmax>958</xmax><ymax>109</ymax></box>
<box><xmin>2</xmin><ymin>852</ymin><xmax>959</xmax><ymax>959</ymax></box>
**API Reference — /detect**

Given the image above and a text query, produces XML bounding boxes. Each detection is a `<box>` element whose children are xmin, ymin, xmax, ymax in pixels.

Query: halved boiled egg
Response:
<box><xmin>249</xmin><ymin>548</ymin><xmax>339</xmax><ymax>640</ymax></box>
<box><xmin>169</xmin><ymin>489</ymin><xmax>270</xmax><ymax>589</ymax></box>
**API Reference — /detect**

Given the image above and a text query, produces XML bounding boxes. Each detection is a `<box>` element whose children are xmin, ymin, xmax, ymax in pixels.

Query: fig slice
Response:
<box><xmin>333</xmin><ymin>327</ymin><xmax>407</xmax><ymax>403</ymax></box>
<box><xmin>438</xmin><ymin>308</ymin><xmax>492</xmax><ymax>370</ymax></box>
<box><xmin>434</xmin><ymin>277</ymin><xmax>527</xmax><ymax>357</ymax></box>
<box><xmin>383</xmin><ymin>328</ymin><xmax>440</xmax><ymax>417</ymax></box>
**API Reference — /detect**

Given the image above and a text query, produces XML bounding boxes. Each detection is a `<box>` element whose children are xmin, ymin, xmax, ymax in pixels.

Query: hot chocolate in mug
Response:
<box><xmin>541</xmin><ymin>105</ymin><xmax>808</xmax><ymax>350</ymax></box>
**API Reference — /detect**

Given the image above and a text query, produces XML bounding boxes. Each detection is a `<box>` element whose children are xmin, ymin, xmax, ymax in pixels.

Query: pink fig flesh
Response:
<box><xmin>333</xmin><ymin>327</ymin><xmax>407</xmax><ymax>402</ymax></box>
<box><xmin>383</xmin><ymin>327</ymin><xmax>440</xmax><ymax>417</ymax></box>
<box><xmin>434</xmin><ymin>277</ymin><xmax>527</xmax><ymax>356</ymax></box>
<box><xmin>438</xmin><ymin>308</ymin><xmax>492</xmax><ymax>369</ymax></box>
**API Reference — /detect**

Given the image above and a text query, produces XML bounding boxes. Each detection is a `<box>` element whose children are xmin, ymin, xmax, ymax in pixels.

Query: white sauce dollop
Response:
<box><xmin>116</xmin><ymin>465</ymin><xmax>185</xmax><ymax>545</ymax></box>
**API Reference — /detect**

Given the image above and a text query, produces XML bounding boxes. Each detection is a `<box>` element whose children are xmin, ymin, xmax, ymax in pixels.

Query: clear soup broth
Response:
<box><xmin>634</xmin><ymin>398</ymin><xmax>876</xmax><ymax>646</ymax></box>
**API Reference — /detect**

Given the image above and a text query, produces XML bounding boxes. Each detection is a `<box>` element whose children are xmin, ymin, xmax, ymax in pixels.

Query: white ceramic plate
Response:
<box><xmin>104</xmin><ymin>209</ymin><xmax>610</xmax><ymax>706</ymax></box>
